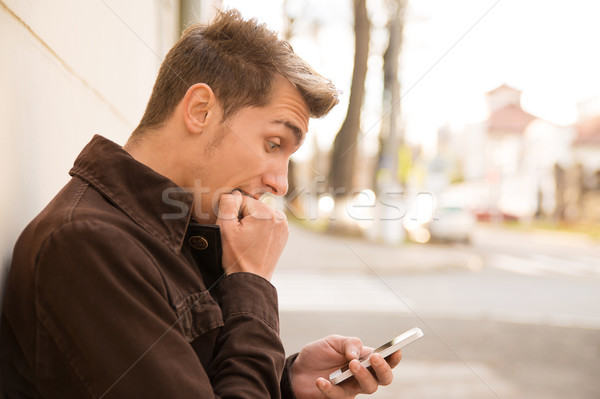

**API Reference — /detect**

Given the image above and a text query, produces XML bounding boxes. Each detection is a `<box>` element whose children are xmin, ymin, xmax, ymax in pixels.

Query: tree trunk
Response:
<box><xmin>328</xmin><ymin>0</ymin><xmax>370</xmax><ymax>195</ymax></box>
<box><xmin>282</xmin><ymin>0</ymin><xmax>300</xmax><ymax>201</ymax></box>
<box><xmin>375</xmin><ymin>0</ymin><xmax>406</xmax><ymax>189</ymax></box>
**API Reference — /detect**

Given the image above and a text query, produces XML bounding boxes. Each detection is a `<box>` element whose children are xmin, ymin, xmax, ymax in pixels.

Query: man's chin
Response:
<box><xmin>191</xmin><ymin>202</ymin><xmax>217</xmax><ymax>224</ymax></box>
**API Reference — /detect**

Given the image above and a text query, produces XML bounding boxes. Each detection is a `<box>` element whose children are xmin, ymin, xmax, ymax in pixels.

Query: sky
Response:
<box><xmin>220</xmin><ymin>0</ymin><xmax>600</xmax><ymax>158</ymax></box>
<box><xmin>401</xmin><ymin>0</ymin><xmax>600</xmax><ymax>153</ymax></box>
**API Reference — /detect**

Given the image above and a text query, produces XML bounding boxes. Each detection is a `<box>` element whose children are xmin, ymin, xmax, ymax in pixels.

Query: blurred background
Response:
<box><xmin>1</xmin><ymin>0</ymin><xmax>599</xmax><ymax>397</ymax></box>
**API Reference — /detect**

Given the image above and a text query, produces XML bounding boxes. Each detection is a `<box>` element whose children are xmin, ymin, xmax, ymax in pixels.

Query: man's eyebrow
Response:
<box><xmin>273</xmin><ymin>119</ymin><xmax>303</xmax><ymax>146</ymax></box>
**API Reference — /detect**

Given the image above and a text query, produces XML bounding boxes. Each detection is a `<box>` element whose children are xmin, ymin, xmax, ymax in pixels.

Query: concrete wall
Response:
<box><xmin>0</xmin><ymin>0</ymin><xmax>181</xmax><ymax>283</ymax></box>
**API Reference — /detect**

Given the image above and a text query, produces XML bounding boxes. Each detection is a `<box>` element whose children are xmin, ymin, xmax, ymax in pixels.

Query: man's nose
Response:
<box><xmin>262</xmin><ymin>161</ymin><xmax>289</xmax><ymax>196</ymax></box>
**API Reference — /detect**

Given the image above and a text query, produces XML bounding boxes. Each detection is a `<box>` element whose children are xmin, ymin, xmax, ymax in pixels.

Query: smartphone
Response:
<box><xmin>329</xmin><ymin>327</ymin><xmax>424</xmax><ymax>385</ymax></box>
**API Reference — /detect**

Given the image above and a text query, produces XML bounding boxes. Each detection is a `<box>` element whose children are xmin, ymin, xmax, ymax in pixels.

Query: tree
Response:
<box><xmin>375</xmin><ymin>0</ymin><xmax>407</xmax><ymax>190</ymax></box>
<box><xmin>328</xmin><ymin>0</ymin><xmax>371</xmax><ymax>195</ymax></box>
<box><xmin>282</xmin><ymin>0</ymin><xmax>300</xmax><ymax>200</ymax></box>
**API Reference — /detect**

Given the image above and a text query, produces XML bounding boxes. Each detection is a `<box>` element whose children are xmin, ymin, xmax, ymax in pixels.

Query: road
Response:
<box><xmin>273</xmin><ymin>223</ymin><xmax>600</xmax><ymax>398</ymax></box>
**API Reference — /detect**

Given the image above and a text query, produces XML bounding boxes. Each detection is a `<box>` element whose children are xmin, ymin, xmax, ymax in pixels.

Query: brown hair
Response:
<box><xmin>131</xmin><ymin>9</ymin><xmax>339</xmax><ymax>138</ymax></box>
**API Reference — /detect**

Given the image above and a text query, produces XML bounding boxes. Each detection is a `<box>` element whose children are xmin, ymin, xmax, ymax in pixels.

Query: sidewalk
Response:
<box><xmin>276</xmin><ymin>223</ymin><xmax>600</xmax><ymax>398</ymax></box>
<box><xmin>278</xmin><ymin>223</ymin><xmax>483</xmax><ymax>275</ymax></box>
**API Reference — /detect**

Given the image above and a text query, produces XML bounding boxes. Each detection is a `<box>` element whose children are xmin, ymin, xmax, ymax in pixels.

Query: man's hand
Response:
<box><xmin>217</xmin><ymin>191</ymin><xmax>288</xmax><ymax>280</ymax></box>
<box><xmin>291</xmin><ymin>335</ymin><xmax>402</xmax><ymax>399</ymax></box>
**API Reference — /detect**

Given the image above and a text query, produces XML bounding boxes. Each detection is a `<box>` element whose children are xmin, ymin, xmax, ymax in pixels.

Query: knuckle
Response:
<box><xmin>275</xmin><ymin>210</ymin><xmax>287</xmax><ymax>221</ymax></box>
<box><xmin>366</xmin><ymin>385</ymin><xmax>378</xmax><ymax>395</ymax></box>
<box><xmin>347</xmin><ymin>336</ymin><xmax>362</xmax><ymax>349</ymax></box>
<box><xmin>361</xmin><ymin>378</ymin><xmax>379</xmax><ymax>394</ymax></box>
<box><xmin>374</xmin><ymin>364</ymin><xmax>393</xmax><ymax>386</ymax></box>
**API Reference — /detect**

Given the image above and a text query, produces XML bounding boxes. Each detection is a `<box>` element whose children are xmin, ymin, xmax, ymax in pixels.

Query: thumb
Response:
<box><xmin>217</xmin><ymin>191</ymin><xmax>243</xmax><ymax>225</ymax></box>
<box><xmin>327</xmin><ymin>336</ymin><xmax>364</xmax><ymax>361</ymax></box>
<box><xmin>343</xmin><ymin>337</ymin><xmax>369</xmax><ymax>361</ymax></box>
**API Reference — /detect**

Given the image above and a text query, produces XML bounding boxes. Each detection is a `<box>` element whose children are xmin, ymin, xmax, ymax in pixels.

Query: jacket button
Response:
<box><xmin>189</xmin><ymin>235</ymin><xmax>209</xmax><ymax>250</ymax></box>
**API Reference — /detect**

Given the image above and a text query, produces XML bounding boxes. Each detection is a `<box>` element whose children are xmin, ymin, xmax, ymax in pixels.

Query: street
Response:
<box><xmin>273</xmin><ymin>223</ymin><xmax>600</xmax><ymax>398</ymax></box>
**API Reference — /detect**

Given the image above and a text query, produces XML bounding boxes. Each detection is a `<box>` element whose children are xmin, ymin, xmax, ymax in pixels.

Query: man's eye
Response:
<box><xmin>267</xmin><ymin>141</ymin><xmax>280</xmax><ymax>150</ymax></box>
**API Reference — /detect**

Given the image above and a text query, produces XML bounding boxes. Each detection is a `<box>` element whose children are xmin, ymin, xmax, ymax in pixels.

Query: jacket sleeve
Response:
<box><xmin>34</xmin><ymin>220</ymin><xmax>284</xmax><ymax>398</ymax></box>
<box><xmin>281</xmin><ymin>354</ymin><xmax>299</xmax><ymax>399</ymax></box>
<box><xmin>210</xmin><ymin>272</ymin><xmax>285</xmax><ymax>398</ymax></box>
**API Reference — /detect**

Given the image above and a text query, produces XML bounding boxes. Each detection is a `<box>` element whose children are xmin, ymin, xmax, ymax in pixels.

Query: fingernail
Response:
<box><xmin>350</xmin><ymin>350</ymin><xmax>359</xmax><ymax>359</ymax></box>
<box><xmin>316</xmin><ymin>378</ymin><xmax>327</xmax><ymax>390</ymax></box>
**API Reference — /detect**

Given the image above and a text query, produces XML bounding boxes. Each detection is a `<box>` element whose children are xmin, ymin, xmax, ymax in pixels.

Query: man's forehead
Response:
<box><xmin>271</xmin><ymin>76</ymin><xmax>310</xmax><ymax>124</ymax></box>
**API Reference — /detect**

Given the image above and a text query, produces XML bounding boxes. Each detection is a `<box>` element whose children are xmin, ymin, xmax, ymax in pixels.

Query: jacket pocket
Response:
<box><xmin>174</xmin><ymin>291</ymin><xmax>224</xmax><ymax>342</ymax></box>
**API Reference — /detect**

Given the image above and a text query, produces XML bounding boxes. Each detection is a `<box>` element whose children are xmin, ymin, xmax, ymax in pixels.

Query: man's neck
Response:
<box><xmin>124</xmin><ymin>129</ymin><xmax>188</xmax><ymax>189</ymax></box>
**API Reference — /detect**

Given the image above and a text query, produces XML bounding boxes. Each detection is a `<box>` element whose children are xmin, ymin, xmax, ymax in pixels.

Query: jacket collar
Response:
<box><xmin>69</xmin><ymin>135</ymin><xmax>194</xmax><ymax>254</ymax></box>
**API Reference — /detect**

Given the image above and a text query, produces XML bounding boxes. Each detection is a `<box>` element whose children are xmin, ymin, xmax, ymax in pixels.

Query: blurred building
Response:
<box><xmin>484</xmin><ymin>85</ymin><xmax>537</xmax><ymax>219</ymax></box>
<box><xmin>573</xmin><ymin>111</ymin><xmax>600</xmax><ymax>223</ymax></box>
<box><xmin>524</xmin><ymin>119</ymin><xmax>578</xmax><ymax>221</ymax></box>
<box><xmin>454</xmin><ymin>84</ymin><xmax>581</xmax><ymax>222</ymax></box>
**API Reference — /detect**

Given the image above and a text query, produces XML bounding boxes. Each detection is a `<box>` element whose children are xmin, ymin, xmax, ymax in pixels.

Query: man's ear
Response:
<box><xmin>182</xmin><ymin>83</ymin><xmax>217</xmax><ymax>134</ymax></box>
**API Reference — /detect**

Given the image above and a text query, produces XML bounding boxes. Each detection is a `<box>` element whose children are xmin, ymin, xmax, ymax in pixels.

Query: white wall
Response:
<box><xmin>0</xmin><ymin>0</ymin><xmax>180</xmax><ymax>281</ymax></box>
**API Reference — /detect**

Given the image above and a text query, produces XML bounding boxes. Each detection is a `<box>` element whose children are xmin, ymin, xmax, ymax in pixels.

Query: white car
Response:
<box><xmin>428</xmin><ymin>206</ymin><xmax>475</xmax><ymax>243</ymax></box>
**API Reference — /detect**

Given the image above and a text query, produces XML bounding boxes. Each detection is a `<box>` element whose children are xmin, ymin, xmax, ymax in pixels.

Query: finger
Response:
<box><xmin>239</xmin><ymin>199</ymin><xmax>265</xmax><ymax>222</ymax></box>
<box><xmin>217</xmin><ymin>191</ymin><xmax>243</xmax><ymax>224</ymax></box>
<box><xmin>359</xmin><ymin>345</ymin><xmax>374</xmax><ymax>359</ymax></box>
<box><xmin>342</xmin><ymin>337</ymin><xmax>363</xmax><ymax>360</ymax></box>
<box><xmin>316</xmin><ymin>378</ymin><xmax>332</xmax><ymax>395</ymax></box>
<box><xmin>349</xmin><ymin>359</ymin><xmax>379</xmax><ymax>394</ymax></box>
<box><xmin>240</xmin><ymin>197</ymin><xmax>286</xmax><ymax>222</ymax></box>
<box><xmin>273</xmin><ymin>208</ymin><xmax>287</xmax><ymax>221</ymax></box>
<box><xmin>239</xmin><ymin>194</ymin><xmax>267</xmax><ymax>218</ymax></box>
<box><xmin>386</xmin><ymin>349</ymin><xmax>403</xmax><ymax>369</ymax></box>
<box><xmin>316</xmin><ymin>377</ymin><xmax>342</xmax><ymax>398</ymax></box>
<box><xmin>369</xmin><ymin>353</ymin><xmax>394</xmax><ymax>386</ymax></box>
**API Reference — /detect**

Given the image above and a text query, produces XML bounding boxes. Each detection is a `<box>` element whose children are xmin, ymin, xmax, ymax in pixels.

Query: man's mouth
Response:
<box><xmin>232</xmin><ymin>188</ymin><xmax>262</xmax><ymax>200</ymax></box>
<box><xmin>232</xmin><ymin>188</ymin><xmax>250</xmax><ymax>197</ymax></box>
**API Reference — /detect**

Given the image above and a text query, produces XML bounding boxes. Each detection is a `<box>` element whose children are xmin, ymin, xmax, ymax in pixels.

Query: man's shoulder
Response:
<box><xmin>15</xmin><ymin>176</ymin><xmax>137</xmax><ymax>261</ymax></box>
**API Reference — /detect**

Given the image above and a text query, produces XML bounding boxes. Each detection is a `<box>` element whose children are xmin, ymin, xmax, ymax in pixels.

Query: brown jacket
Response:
<box><xmin>1</xmin><ymin>135</ymin><xmax>296</xmax><ymax>398</ymax></box>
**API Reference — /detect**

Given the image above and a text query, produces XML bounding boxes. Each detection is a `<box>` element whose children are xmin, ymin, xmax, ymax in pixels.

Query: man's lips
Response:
<box><xmin>231</xmin><ymin>188</ymin><xmax>261</xmax><ymax>201</ymax></box>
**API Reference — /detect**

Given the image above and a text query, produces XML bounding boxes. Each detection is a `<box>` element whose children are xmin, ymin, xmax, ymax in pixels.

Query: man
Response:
<box><xmin>1</xmin><ymin>9</ymin><xmax>401</xmax><ymax>398</ymax></box>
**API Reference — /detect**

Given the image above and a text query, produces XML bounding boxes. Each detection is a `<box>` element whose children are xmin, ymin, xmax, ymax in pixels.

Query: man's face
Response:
<box><xmin>192</xmin><ymin>76</ymin><xmax>310</xmax><ymax>223</ymax></box>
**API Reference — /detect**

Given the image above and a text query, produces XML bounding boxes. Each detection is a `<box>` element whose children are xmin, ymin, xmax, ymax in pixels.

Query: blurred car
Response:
<box><xmin>428</xmin><ymin>206</ymin><xmax>476</xmax><ymax>243</ymax></box>
<box><xmin>403</xmin><ymin>194</ymin><xmax>476</xmax><ymax>244</ymax></box>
